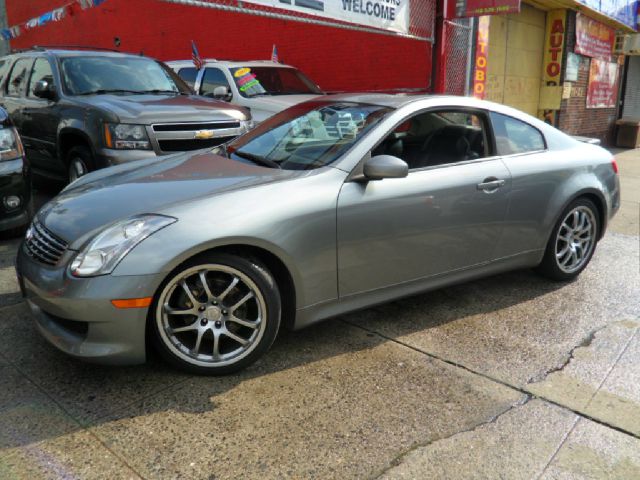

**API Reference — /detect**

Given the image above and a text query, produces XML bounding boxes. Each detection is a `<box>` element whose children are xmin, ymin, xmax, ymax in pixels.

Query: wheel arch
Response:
<box><xmin>57</xmin><ymin>128</ymin><xmax>95</xmax><ymax>164</ymax></box>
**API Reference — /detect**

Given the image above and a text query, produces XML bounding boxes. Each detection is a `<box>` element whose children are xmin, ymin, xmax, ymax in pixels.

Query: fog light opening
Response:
<box><xmin>3</xmin><ymin>195</ymin><xmax>21</xmax><ymax>210</ymax></box>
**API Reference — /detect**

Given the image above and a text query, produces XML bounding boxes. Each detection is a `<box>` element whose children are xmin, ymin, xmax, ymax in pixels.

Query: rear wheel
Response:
<box><xmin>66</xmin><ymin>146</ymin><xmax>94</xmax><ymax>184</ymax></box>
<box><xmin>151</xmin><ymin>253</ymin><xmax>281</xmax><ymax>375</ymax></box>
<box><xmin>536</xmin><ymin>198</ymin><xmax>600</xmax><ymax>281</ymax></box>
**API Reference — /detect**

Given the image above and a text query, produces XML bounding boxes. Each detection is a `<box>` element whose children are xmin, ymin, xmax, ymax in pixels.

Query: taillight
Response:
<box><xmin>611</xmin><ymin>158</ymin><xmax>619</xmax><ymax>174</ymax></box>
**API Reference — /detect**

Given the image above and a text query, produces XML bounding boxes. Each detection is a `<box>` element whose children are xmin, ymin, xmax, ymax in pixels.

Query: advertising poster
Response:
<box><xmin>455</xmin><ymin>0</ymin><xmax>520</xmax><ymax>18</ymax></box>
<box><xmin>586</xmin><ymin>58</ymin><xmax>619</xmax><ymax>108</ymax></box>
<box><xmin>243</xmin><ymin>0</ymin><xmax>410</xmax><ymax>33</ymax></box>
<box><xmin>472</xmin><ymin>16</ymin><xmax>490</xmax><ymax>99</ymax></box>
<box><xmin>575</xmin><ymin>13</ymin><xmax>615</xmax><ymax>59</ymax></box>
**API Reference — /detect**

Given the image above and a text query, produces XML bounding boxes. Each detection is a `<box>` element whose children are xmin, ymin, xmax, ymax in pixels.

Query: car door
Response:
<box><xmin>2</xmin><ymin>57</ymin><xmax>33</xmax><ymax>139</ymax></box>
<box><xmin>21</xmin><ymin>57</ymin><xmax>62</xmax><ymax>174</ymax></box>
<box><xmin>336</xmin><ymin>109</ymin><xmax>512</xmax><ymax>297</ymax></box>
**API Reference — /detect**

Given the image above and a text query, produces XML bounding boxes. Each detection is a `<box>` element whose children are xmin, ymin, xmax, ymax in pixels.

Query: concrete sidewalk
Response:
<box><xmin>0</xmin><ymin>149</ymin><xmax>638</xmax><ymax>479</ymax></box>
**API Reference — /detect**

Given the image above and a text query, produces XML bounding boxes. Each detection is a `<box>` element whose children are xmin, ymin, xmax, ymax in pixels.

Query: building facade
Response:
<box><xmin>2</xmin><ymin>0</ymin><xmax>639</xmax><ymax>143</ymax></box>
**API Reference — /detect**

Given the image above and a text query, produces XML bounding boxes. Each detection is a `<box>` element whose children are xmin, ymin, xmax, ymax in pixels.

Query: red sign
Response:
<box><xmin>454</xmin><ymin>0</ymin><xmax>520</xmax><ymax>18</ymax></box>
<box><xmin>586</xmin><ymin>58</ymin><xmax>619</xmax><ymax>109</ymax></box>
<box><xmin>473</xmin><ymin>16</ymin><xmax>490</xmax><ymax>99</ymax></box>
<box><xmin>575</xmin><ymin>13</ymin><xmax>615</xmax><ymax>59</ymax></box>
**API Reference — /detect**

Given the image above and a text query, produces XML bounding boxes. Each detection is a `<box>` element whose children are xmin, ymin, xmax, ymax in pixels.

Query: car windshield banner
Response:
<box><xmin>241</xmin><ymin>0</ymin><xmax>410</xmax><ymax>34</ymax></box>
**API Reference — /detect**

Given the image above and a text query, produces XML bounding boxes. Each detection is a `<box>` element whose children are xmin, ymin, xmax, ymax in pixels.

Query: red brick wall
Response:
<box><xmin>557</xmin><ymin>12</ymin><xmax>621</xmax><ymax>145</ymax></box>
<box><xmin>6</xmin><ymin>0</ymin><xmax>433</xmax><ymax>93</ymax></box>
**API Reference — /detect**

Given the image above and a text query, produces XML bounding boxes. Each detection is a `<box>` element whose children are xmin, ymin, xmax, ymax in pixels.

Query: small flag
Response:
<box><xmin>271</xmin><ymin>44</ymin><xmax>279</xmax><ymax>63</ymax></box>
<box><xmin>52</xmin><ymin>7</ymin><xmax>67</xmax><ymax>22</ymax></box>
<box><xmin>191</xmin><ymin>40</ymin><xmax>204</xmax><ymax>70</ymax></box>
<box><xmin>24</xmin><ymin>17</ymin><xmax>39</xmax><ymax>29</ymax></box>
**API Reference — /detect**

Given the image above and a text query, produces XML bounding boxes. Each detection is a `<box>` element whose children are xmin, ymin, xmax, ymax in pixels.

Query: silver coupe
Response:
<box><xmin>16</xmin><ymin>94</ymin><xmax>620</xmax><ymax>374</ymax></box>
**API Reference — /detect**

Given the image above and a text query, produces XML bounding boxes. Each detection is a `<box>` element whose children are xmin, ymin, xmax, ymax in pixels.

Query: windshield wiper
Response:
<box><xmin>233</xmin><ymin>150</ymin><xmax>281</xmax><ymax>169</ymax></box>
<box><xmin>143</xmin><ymin>89</ymin><xmax>183</xmax><ymax>95</ymax></box>
<box><xmin>77</xmin><ymin>89</ymin><xmax>145</xmax><ymax>96</ymax></box>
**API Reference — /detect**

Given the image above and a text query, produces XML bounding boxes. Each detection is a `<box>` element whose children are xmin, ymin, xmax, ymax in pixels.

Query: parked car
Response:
<box><xmin>16</xmin><ymin>94</ymin><xmax>620</xmax><ymax>375</ymax></box>
<box><xmin>167</xmin><ymin>60</ymin><xmax>323</xmax><ymax>122</ymax></box>
<box><xmin>0</xmin><ymin>48</ymin><xmax>252</xmax><ymax>185</ymax></box>
<box><xmin>0</xmin><ymin>106</ymin><xmax>31</xmax><ymax>235</ymax></box>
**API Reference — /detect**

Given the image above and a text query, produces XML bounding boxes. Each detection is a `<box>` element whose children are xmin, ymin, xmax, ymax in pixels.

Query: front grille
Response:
<box><xmin>158</xmin><ymin>137</ymin><xmax>233</xmax><ymax>152</ymax></box>
<box><xmin>25</xmin><ymin>222</ymin><xmax>68</xmax><ymax>266</ymax></box>
<box><xmin>153</xmin><ymin>122</ymin><xmax>240</xmax><ymax>132</ymax></box>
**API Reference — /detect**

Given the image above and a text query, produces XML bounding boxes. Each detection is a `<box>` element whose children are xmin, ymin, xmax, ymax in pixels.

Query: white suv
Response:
<box><xmin>167</xmin><ymin>60</ymin><xmax>324</xmax><ymax>123</ymax></box>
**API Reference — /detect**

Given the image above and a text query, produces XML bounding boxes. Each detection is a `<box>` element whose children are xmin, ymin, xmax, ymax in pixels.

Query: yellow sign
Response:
<box><xmin>234</xmin><ymin>68</ymin><xmax>251</xmax><ymax>78</ymax></box>
<box><xmin>540</xmin><ymin>9</ymin><xmax>567</xmax><ymax>119</ymax></box>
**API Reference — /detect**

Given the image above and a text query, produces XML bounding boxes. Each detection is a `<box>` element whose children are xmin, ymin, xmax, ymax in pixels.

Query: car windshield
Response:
<box><xmin>226</xmin><ymin>101</ymin><xmax>392</xmax><ymax>170</ymax></box>
<box><xmin>229</xmin><ymin>66</ymin><xmax>322</xmax><ymax>97</ymax></box>
<box><xmin>61</xmin><ymin>56</ymin><xmax>189</xmax><ymax>95</ymax></box>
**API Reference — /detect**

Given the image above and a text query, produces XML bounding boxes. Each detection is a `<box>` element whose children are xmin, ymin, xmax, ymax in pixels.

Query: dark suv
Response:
<box><xmin>0</xmin><ymin>48</ymin><xmax>251</xmax><ymax>184</ymax></box>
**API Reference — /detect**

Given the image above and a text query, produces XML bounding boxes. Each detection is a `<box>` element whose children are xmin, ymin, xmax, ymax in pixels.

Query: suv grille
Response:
<box><xmin>25</xmin><ymin>222</ymin><xmax>68</xmax><ymax>266</ymax></box>
<box><xmin>151</xmin><ymin>121</ymin><xmax>243</xmax><ymax>153</ymax></box>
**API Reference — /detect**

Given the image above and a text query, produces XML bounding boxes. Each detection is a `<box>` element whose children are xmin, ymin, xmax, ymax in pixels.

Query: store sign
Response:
<box><xmin>242</xmin><ymin>0</ymin><xmax>410</xmax><ymax>33</ymax></box>
<box><xmin>472</xmin><ymin>16</ymin><xmax>490</xmax><ymax>99</ymax></box>
<box><xmin>575</xmin><ymin>13</ymin><xmax>615</xmax><ymax>59</ymax></box>
<box><xmin>576</xmin><ymin>0</ymin><xmax>637</xmax><ymax>30</ymax></box>
<box><xmin>586</xmin><ymin>58</ymin><xmax>619</xmax><ymax>108</ymax></box>
<box><xmin>454</xmin><ymin>0</ymin><xmax>520</xmax><ymax>18</ymax></box>
<box><xmin>565</xmin><ymin>52</ymin><xmax>580</xmax><ymax>82</ymax></box>
<box><xmin>542</xmin><ymin>10</ymin><xmax>566</xmax><ymax>85</ymax></box>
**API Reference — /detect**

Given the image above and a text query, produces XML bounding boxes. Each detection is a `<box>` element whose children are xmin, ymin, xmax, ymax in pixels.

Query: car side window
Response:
<box><xmin>0</xmin><ymin>60</ymin><xmax>9</xmax><ymax>90</ymax></box>
<box><xmin>28</xmin><ymin>58</ymin><xmax>55</xmax><ymax>98</ymax></box>
<box><xmin>200</xmin><ymin>68</ymin><xmax>231</xmax><ymax>97</ymax></box>
<box><xmin>177</xmin><ymin>67</ymin><xmax>199</xmax><ymax>89</ymax></box>
<box><xmin>372</xmin><ymin>110</ymin><xmax>490</xmax><ymax>170</ymax></box>
<box><xmin>490</xmin><ymin>112</ymin><xmax>545</xmax><ymax>155</ymax></box>
<box><xmin>6</xmin><ymin>58</ymin><xmax>33</xmax><ymax>97</ymax></box>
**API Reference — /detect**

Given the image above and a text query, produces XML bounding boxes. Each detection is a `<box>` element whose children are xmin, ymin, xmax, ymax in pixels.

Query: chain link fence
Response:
<box><xmin>159</xmin><ymin>0</ymin><xmax>434</xmax><ymax>41</ymax></box>
<box><xmin>442</xmin><ymin>17</ymin><xmax>474</xmax><ymax>95</ymax></box>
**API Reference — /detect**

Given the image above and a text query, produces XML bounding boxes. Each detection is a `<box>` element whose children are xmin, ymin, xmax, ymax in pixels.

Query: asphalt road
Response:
<box><xmin>0</xmin><ymin>149</ymin><xmax>638</xmax><ymax>479</ymax></box>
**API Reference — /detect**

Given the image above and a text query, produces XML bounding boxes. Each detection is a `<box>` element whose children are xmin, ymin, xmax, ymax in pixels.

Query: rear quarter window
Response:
<box><xmin>490</xmin><ymin>112</ymin><xmax>546</xmax><ymax>156</ymax></box>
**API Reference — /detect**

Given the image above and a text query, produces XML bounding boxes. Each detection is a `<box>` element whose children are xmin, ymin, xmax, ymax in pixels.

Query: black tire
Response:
<box><xmin>536</xmin><ymin>198</ymin><xmax>600</xmax><ymax>281</ymax></box>
<box><xmin>150</xmin><ymin>252</ymin><xmax>281</xmax><ymax>375</ymax></box>
<box><xmin>66</xmin><ymin>145</ymin><xmax>95</xmax><ymax>184</ymax></box>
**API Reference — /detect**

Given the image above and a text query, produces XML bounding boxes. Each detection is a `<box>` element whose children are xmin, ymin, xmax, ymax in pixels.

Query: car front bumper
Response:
<box><xmin>95</xmin><ymin>148</ymin><xmax>159</xmax><ymax>169</ymax></box>
<box><xmin>16</xmin><ymin>243</ymin><xmax>164</xmax><ymax>365</ymax></box>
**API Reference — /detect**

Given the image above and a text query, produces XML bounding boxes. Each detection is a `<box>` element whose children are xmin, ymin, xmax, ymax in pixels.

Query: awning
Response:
<box><xmin>524</xmin><ymin>0</ymin><xmax>638</xmax><ymax>33</ymax></box>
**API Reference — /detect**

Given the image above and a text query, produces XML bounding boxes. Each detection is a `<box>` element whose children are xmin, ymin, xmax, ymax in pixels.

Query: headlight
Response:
<box><xmin>70</xmin><ymin>215</ymin><xmax>176</xmax><ymax>277</ymax></box>
<box><xmin>0</xmin><ymin>127</ymin><xmax>24</xmax><ymax>161</ymax></box>
<box><xmin>104</xmin><ymin>123</ymin><xmax>151</xmax><ymax>150</ymax></box>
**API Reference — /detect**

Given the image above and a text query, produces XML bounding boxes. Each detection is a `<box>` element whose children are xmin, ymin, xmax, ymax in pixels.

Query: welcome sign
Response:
<box><xmin>244</xmin><ymin>0</ymin><xmax>410</xmax><ymax>34</ymax></box>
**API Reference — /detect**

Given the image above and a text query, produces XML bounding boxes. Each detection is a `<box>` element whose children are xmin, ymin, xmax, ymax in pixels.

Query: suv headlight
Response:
<box><xmin>104</xmin><ymin>123</ymin><xmax>151</xmax><ymax>150</ymax></box>
<box><xmin>70</xmin><ymin>215</ymin><xmax>176</xmax><ymax>277</ymax></box>
<box><xmin>0</xmin><ymin>127</ymin><xmax>24</xmax><ymax>161</ymax></box>
<box><xmin>240</xmin><ymin>120</ymin><xmax>255</xmax><ymax>133</ymax></box>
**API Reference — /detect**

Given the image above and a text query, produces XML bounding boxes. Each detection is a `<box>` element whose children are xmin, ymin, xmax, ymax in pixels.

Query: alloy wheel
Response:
<box><xmin>554</xmin><ymin>206</ymin><xmax>597</xmax><ymax>274</ymax></box>
<box><xmin>156</xmin><ymin>264</ymin><xmax>268</xmax><ymax>368</ymax></box>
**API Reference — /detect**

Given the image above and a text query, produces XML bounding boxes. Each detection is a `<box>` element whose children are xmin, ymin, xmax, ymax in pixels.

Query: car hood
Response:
<box><xmin>248</xmin><ymin>94</ymin><xmax>321</xmax><ymax>113</ymax></box>
<box><xmin>77</xmin><ymin>94</ymin><xmax>249</xmax><ymax>124</ymax></box>
<box><xmin>38</xmin><ymin>152</ymin><xmax>302</xmax><ymax>247</ymax></box>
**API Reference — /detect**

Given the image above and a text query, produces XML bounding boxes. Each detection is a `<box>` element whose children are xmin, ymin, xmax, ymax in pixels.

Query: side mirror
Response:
<box><xmin>363</xmin><ymin>155</ymin><xmax>408</xmax><ymax>180</ymax></box>
<box><xmin>212</xmin><ymin>85</ymin><xmax>231</xmax><ymax>101</ymax></box>
<box><xmin>33</xmin><ymin>79</ymin><xmax>56</xmax><ymax>100</ymax></box>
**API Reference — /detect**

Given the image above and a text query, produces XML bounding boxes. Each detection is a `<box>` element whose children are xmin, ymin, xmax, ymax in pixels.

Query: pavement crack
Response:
<box><xmin>526</xmin><ymin>324</ymin><xmax>608</xmax><ymax>385</ymax></box>
<box><xmin>371</xmin><ymin>395</ymin><xmax>532</xmax><ymax>479</ymax></box>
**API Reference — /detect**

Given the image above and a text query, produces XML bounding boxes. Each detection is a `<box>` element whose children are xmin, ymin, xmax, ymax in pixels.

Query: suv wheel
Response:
<box><xmin>66</xmin><ymin>146</ymin><xmax>94</xmax><ymax>184</ymax></box>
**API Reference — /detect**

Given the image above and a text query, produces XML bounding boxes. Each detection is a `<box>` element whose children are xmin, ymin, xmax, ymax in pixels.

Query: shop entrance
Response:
<box><xmin>485</xmin><ymin>4</ymin><xmax>546</xmax><ymax>117</ymax></box>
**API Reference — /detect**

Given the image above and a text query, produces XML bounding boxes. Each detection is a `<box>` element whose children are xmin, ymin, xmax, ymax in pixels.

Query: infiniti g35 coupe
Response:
<box><xmin>16</xmin><ymin>94</ymin><xmax>620</xmax><ymax>374</ymax></box>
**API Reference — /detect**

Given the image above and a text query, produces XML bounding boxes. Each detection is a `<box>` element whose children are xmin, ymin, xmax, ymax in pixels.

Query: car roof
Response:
<box><xmin>8</xmin><ymin>48</ymin><xmax>150</xmax><ymax>60</ymax></box>
<box><xmin>167</xmin><ymin>59</ymin><xmax>295</xmax><ymax>69</ymax></box>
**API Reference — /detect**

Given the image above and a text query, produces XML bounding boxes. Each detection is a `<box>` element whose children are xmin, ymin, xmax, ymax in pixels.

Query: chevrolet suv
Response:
<box><xmin>0</xmin><ymin>48</ymin><xmax>252</xmax><ymax>184</ymax></box>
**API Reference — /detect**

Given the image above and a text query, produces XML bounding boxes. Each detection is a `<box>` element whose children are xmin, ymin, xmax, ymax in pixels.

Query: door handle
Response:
<box><xmin>476</xmin><ymin>178</ymin><xmax>505</xmax><ymax>192</ymax></box>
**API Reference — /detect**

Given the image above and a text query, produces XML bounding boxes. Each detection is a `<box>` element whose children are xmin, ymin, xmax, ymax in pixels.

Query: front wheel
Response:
<box><xmin>151</xmin><ymin>253</ymin><xmax>281</xmax><ymax>375</ymax></box>
<box><xmin>66</xmin><ymin>146</ymin><xmax>94</xmax><ymax>184</ymax></box>
<box><xmin>536</xmin><ymin>198</ymin><xmax>600</xmax><ymax>281</ymax></box>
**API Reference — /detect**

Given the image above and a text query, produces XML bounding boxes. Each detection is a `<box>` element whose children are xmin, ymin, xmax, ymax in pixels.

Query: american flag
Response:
<box><xmin>271</xmin><ymin>44</ymin><xmax>279</xmax><ymax>63</ymax></box>
<box><xmin>192</xmin><ymin>41</ymin><xmax>204</xmax><ymax>70</ymax></box>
